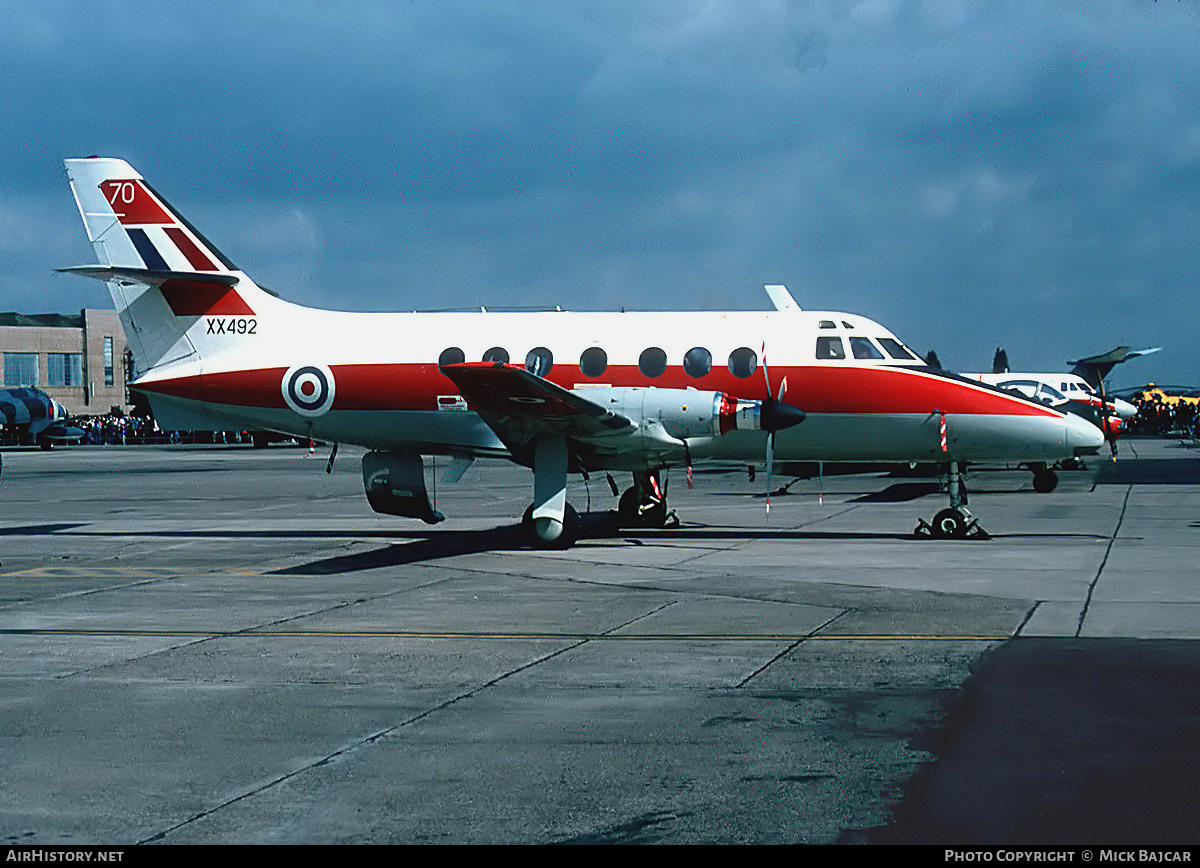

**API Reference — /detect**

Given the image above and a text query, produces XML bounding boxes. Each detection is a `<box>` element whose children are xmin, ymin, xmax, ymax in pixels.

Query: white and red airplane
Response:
<box><xmin>60</xmin><ymin>157</ymin><xmax>1105</xmax><ymax>543</ymax></box>
<box><xmin>963</xmin><ymin>345</ymin><xmax>1161</xmax><ymax>475</ymax></box>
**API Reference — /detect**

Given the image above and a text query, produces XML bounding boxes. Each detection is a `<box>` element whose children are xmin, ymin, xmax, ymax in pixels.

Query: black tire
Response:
<box><xmin>617</xmin><ymin>487</ymin><xmax>639</xmax><ymax>527</ymax></box>
<box><xmin>931</xmin><ymin>507</ymin><xmax>966</xmax><ymax>539</ymax></box>
<box><xmin>618</xmin><ymin>487</ymin><xmax>667</xmax><ymax>528</ymax></box>
<box><xmin>1032</xmin><ymin>469</ymin><xmax>1058</xmax><ymax>493</ymax></box>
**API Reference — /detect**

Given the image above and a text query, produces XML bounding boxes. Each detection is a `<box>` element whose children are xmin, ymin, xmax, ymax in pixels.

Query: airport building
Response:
<box><xmin>1</xmin><ymin>310</ymin><xmax>129</xmax><ymax>415</ymax></box>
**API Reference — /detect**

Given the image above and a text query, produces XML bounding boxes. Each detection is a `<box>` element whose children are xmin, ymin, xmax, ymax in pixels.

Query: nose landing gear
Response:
<box><xmin>915</xmin><ymin>461</ymin><xmax>990</xmax><ymax>540</ymax></box>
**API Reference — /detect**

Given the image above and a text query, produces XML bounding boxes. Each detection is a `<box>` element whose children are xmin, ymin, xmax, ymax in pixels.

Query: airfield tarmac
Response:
<box><xmin>0</xmin><ymin>437</ymin><xmax>1198</xmax><ymax>845</ymax></box>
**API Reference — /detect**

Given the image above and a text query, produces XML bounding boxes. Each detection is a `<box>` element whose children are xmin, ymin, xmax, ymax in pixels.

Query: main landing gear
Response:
<box><xmin>914</xmin><ymin>461</ymin><xmax>990</xmax><ymax>540</ymax></box>
<box><xmin>616</xmin><ymin>470</ymin><xmax>679</xmax><ymax>530</ymax></box>
<box><xmin>519</xmin><ymin>446</ymin><xmax>680</xmax><ymax>548</ymax></box>
<box><xmin>520</xmin><ymin>467</ymin><xmax>679</xmax><ymax>549</ymax></box>
<box><xmin>521</xmin><ymin>436</ymin><xmax>581</xmax><ymax>548</ymax></box>
<box><xmin>1027</xmin><ymin>462</ymin><xmax>1059</xmax><ymax>493</ymax></box>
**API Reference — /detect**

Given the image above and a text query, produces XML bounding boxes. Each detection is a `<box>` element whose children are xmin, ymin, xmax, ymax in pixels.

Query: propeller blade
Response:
<box><xmin>765</xmin><ymin>430</ymin><xmax>774</xmax><ymax>519</ymax></box>
<box><xmin>761</xmin><ymin>341</ymin><xmax>772</xmax><ymax>399</ymax></box>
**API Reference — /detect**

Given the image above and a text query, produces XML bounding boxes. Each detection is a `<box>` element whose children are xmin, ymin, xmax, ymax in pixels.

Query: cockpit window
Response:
<box><xmin>849</xmin><ymin>337</ymin><xmax>885</xmax><ymax>360</ymax></box>
<box><xmin>818</xmin><ymin>320</ymin><xmax>836</xmax><ymax>329</ymax></box>
<box><xmin>816</xmin><ymin>336</ymin><xmax>845</xmax><ymax>360</ymax></box>
<box><xmin>877</xmin><ymin>338</ymin><xmax>920</xmax><ymax>361</ymax></box>
<box><xmin>1036</xmin><ymin>383</ymin><xmax>1067</xmax><ymax>404</ymax></box>
<box><xmin>998</xmin><ymin>379</ymin><xmax>1066</xmax><ymax>406</ymax></box>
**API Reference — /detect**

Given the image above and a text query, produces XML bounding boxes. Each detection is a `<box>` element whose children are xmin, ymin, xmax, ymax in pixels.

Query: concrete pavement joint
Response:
<box><xmin>1076</xmin><ymin>484</ymin><xmax>1132</xmax><ymax>638</ymax></box>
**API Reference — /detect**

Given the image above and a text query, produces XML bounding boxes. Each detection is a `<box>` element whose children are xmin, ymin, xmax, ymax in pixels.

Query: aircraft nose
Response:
<box><xmin>1113</xmin><ymin>398</ymin><xmax>1138</xmax><ymax>420</ymax></box>
<box><xmin>1065</xmin><ymin>411</ymin><xmax>1105</xmax><ymax>455</ymax></box>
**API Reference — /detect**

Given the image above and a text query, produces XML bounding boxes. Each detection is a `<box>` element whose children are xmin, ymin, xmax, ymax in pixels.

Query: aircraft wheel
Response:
<box><xmin>931</xmin><ymin>507</ymin><xmax>967</xmax><ymax>539</ymax></box>
<box><xmin>617</xmin><ymin>487</ymin><xmax>666</xmax><ymax>529</ymax></box>
<box><xmin>1032</xmin><ymin>468</ymin><xmax>1058</xmax><ymax>493</ymax></box>
<box><xmin>522</xmin><ymin>502</ymin><xmax>581</xmax><ymax>548</ymax></box>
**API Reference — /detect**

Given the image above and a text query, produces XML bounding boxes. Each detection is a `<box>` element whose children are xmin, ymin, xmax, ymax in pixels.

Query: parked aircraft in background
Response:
<box><xmin>60</xmin><ymin>157</ymin><xmax>1105</xmax><ymax>542</ymax></box>
<box><xmin>0</xmin><ymin>387</ymin><xmax>83</xmax><ymax>449</ymax></box>
<box><xmin>965</xmin><ymin>346</ymin><xmax>1160</xmax><ymax>478</ymax></box>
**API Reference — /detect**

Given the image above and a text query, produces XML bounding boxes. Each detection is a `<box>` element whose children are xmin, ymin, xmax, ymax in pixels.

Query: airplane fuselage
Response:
<box><xmin>128</xmin><ymin>301</ymin><xmax>1102</xmax><ymax>470</ymax></box>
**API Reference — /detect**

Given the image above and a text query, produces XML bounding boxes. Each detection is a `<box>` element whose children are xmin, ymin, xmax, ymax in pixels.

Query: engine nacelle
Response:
<box><xmin>362</xmin><ymin>451</ymin><xmax>445</xmax><ymax>524</ymax></box>
<box><xmin>574</xmin><ymin>387</ymin><xmax>797</xmax><ymax>439</ymax></box>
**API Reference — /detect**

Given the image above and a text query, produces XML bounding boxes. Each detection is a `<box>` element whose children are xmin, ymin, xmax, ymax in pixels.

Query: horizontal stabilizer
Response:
<box><xmin>57</xmin><ymin>266</ymin><xmax>239</xmax><ymax>287</ymax></box>
<box><xmin>1069</xmin><ymin>346</ymin><xmax>1162</xmax><ymax>389</ymax></box>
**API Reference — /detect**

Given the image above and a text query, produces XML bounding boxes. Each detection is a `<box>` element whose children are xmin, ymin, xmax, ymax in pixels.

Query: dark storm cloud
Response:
<box><xmin>3</xmin><ymin>0</ymin><xmax>1198</xmax><ymax>386</ymax></box>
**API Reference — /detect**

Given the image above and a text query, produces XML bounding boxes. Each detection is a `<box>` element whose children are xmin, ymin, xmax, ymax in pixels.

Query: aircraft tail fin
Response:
<box><xmin>62</xmin><ymin>157</ymin><xmax>280</xmax><ymax>376</ymax></box>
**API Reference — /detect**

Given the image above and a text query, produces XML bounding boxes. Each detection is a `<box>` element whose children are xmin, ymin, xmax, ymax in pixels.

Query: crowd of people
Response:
<box><xmin>72</xmin><ymin>412</ymin><xmax>264</xmax><ymax>446</ymax></box>
<box><xmin>1126</xmin><ymin>393</ymin><xmax>1200</xmax><ymax>438</ymax></box>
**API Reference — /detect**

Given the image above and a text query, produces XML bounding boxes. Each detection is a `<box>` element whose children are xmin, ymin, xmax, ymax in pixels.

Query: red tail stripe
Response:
<box><xmin>160</xmin><ymin>281</ymin><xmax>255</xmax><ymax>316</ymax></box>
<box><xmin>164</xmin><ymin>227</ymin><xmax>219</xmax><ymax>271</ymax></box>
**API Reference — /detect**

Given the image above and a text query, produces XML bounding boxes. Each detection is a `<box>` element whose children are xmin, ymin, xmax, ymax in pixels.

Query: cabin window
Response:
<box><xmin>525</xmin><ymin>347</ymin><xmax>553</xmax><ymax>377</ymax></box>
<box><xmin>815</xmin><ymin>336</ymin><xmax>845</xmax><ymax>360</ymax></box>
<box><xmin>579</xmin><ymin>347</ymin><xmax>607</xmax><ymax>377</ymax></box>
<box><xmin>877</xmin><ymin>338</ymin><xmax>919</xmax><ymax>361</ymax></box>
<box><xmin>728</xmin><ymin>347</ymin><xmax>758</xmax><ymax>378</ymax></box>
<box><xmin>683</xmin><ymin>347</ymin><xmax>712</xmax><ymax>378</ymax></box>
<box><xmin>850</xmin><ymin>337</ymin><xmax>885</xmax><ymax>360</ymax></box>
<box><xmin>482</xmin><ymin>347</ymin><xmax>509</xmax><ymax>364</ymax></box>
<box><xmin>639</xmin><ymin>347</ymin><xmax>667</xmax><ymax>378</ymax></box>
<box><xmin>438</xmin><ymin>347</ymin><xmax>465</xmax><ymax>366</ymax></box>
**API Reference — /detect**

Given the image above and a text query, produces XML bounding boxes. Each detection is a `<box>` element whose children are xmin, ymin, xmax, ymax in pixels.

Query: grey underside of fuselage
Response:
<box><xmin>147</xmin><ymin>393</ymin><xmax>1071</xmax><ymax>468</ymax></box>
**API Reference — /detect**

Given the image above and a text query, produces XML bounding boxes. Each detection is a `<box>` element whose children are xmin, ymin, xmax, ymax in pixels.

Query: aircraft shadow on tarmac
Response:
<box><xmin>0</xmin><ymin>511</ymin><xmax>1109</xmax><ymax>574</ymax></box>
<box><xmin>271</xmin><ymin>515</ymin><xmax>932</xmax><ymax>575</ymax></box>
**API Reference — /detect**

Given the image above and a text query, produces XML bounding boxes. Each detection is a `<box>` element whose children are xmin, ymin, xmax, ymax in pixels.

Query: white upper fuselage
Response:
<box><xmin>132</xmin><ymin>291</ymin><xmax>1105</xmax><ymax>468</ymax></box>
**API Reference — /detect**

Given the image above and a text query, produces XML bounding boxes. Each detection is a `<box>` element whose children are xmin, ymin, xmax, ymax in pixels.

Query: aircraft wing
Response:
<box><xmin>440</xmin><ymin>362</ymin><xmax>634</xmax><ymax>434</ymax></box>
<box><xmin>439</xmin><ymin>363</ymin><xmax>683</xmax><ymax>469</ymax></box>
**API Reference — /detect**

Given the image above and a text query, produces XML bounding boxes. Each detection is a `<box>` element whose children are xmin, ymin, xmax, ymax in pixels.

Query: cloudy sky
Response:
<box><xmin>3</xmin><ymin>0</ymin><xmax>1198</xmax><ymax>388</ymax></box>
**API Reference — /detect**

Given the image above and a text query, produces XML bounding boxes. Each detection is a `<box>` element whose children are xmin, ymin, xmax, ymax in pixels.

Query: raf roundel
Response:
<box><xmin>282</xmin><ymin>364</ymin><xmax>336</xmax><ymax>417</ymax></box>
